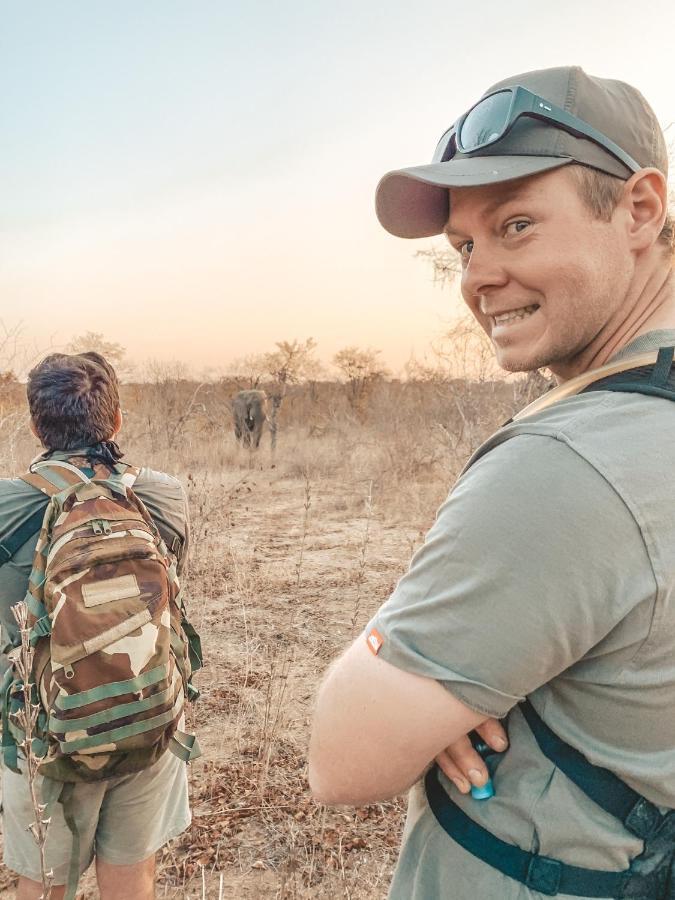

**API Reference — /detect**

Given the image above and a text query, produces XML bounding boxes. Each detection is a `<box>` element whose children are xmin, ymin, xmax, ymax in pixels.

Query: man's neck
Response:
<box><xmin>551</xmin><ymin>265</ymin><xmax>675</xmax><ymax>382</ymax></box>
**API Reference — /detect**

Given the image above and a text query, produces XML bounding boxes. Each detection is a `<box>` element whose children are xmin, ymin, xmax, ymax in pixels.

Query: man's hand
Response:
<box><xmin>435</xmin><ymin>718</ymin><xmax>508</xmax><ymax>793</ymax></box>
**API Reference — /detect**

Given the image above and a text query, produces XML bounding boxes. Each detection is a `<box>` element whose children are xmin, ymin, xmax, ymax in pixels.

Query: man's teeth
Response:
<box><xmin>493</xmin><ymin>305</ymin><xmax>539</xmax><ymax>325</ymax></box>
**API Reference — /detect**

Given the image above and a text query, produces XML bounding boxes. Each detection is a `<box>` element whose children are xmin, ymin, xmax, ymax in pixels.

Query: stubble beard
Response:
<box><xmin>490</xmin><ymin>313</ymin><xmax>595</xmax><ymax>375</ymax></box>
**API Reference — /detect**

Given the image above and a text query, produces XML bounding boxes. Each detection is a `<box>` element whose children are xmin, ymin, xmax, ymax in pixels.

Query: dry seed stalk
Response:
<box><xmin>11</xmin><ymin>601</ymin><xmax>53</xmax><ymax>900</ymax></box>
<box><xmin>350</xmin><ymin>481</ymin><xmax>373</xmax><ymax>638</ymax></box>
<box><xmin>295</xmin><ymin>470</ymin><xmax>312</xmax><ymax>589</ymax></box>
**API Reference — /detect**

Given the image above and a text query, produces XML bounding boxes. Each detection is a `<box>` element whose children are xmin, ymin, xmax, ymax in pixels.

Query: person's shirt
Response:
<box><xmin>366</xmin><ymin>329</ymin><xmax>675</xmax><ymax>899</ymax></box>
<box><xmin>0</xmin><ymin>448</ymin><xmax>190</xmax><ymax>662</ymax></box>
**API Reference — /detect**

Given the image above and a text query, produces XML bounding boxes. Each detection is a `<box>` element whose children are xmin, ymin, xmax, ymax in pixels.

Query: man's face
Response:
<box><xmin>446</xmin><ymin>167</ymin><xmax>634</xmax><ymax>376</ymax></box>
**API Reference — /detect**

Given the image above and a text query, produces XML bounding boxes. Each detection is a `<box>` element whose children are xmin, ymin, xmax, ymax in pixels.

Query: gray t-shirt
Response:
<box><xmin>368</xmin><ymin>331</ymin><xmax>675</xmax><ymax>899</ymax></box>
<box><xmin>0</xmin><ymin>451</ymin><xmax>190</xmax><ymax>660</ymax></box>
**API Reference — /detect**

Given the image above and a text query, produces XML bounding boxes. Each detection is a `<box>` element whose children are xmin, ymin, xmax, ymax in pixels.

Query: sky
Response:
<box><xmin>2</xmin><ymin>0</ymin><xmax>674</xmax><ymax>376</ymax></box>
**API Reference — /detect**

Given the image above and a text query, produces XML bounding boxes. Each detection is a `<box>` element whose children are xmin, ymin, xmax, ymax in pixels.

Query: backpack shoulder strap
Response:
<box><xmin>28</xmin><ymin>460</ymin><xmax>91</xmax><ymax>491</ymax></box>
<box><xmin>0</xmin><ymin>462</ymin><xmax>91</xmax><ymax>569</ymax></box>
<box><xmin>0</xmin><ymin>504</ymin><xmax>49</xmax><ymax>568</ymax></box>
<box><xmin>511</xmin><ymin>348</ymin><xmax>671</xmax><ymax>423</ymax></box>
<box><xmin>581</xmin><ymin>345</ymin><xmax>675</xmax><ymax>401</ymax></box>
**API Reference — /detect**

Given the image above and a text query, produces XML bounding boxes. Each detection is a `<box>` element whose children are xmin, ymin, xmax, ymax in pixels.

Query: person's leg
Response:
<box><xmin>2</xmin><ymin>763</ymin><xmax>100</xmax><ymax>894</ymax></box>
<box><xmin>94</xmin><ymin>750</ymin><xmax>189</xmax><ymax>893</ymax></box>
<box><xmin>96</xmin><ymin>854</ymin><xmax>156</xmax><ymax>900</ymax></box>
<box><xmin>16</xmin><ymin>878</ymin><xmax>66</xmax><ymax>900</ymax></box>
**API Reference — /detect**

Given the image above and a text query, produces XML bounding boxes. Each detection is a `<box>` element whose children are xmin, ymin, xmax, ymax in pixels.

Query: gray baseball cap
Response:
<box><xmin>375</xmin><ymin>66</ymin><xmax>668</xmax><ymax>239</ymax></box>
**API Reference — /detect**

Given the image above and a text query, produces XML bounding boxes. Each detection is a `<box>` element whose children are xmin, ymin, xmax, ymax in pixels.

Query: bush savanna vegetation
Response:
<box><xmin>0</xmin><ymin>326</ymin><xmax>546</xmax><ymax>899</ymax></box>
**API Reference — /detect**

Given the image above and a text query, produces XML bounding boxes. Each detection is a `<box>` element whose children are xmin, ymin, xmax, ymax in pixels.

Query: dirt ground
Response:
<box><xmin>0</xmin><ymin>432</ymin><xmax>455</xmax><ymax>899</ymax></box>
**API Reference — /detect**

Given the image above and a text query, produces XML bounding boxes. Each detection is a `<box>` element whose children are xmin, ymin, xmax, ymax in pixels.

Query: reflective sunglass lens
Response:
<box><xmin>459</xmin><ymin>90</ymin><xmax>513</xmax><ymax>152</ymax></box>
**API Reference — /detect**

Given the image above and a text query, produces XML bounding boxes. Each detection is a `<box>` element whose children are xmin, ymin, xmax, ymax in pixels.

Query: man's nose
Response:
<box><xmin>461</xmin><ymin>244</ymin><xmax>508</xmax><ymax>300</ymax></box>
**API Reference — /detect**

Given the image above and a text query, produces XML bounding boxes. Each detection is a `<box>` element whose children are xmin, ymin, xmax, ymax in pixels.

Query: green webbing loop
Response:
<box><xmin>39</xmin><ymin>775</ymin><xmax>63</xmax><ymax>810</ymax></box>
<box><xmin>29</xmin><ymin>614</ymin><xmax>52</xmax><ymax>646</ymax></box>
<box><xmin>187</xmin><ymin>682</ymin><xmax>200</xmax><ymax>703</ymax></box>
<box><xmin>182</xmin><ymin>620</ymin><xmax>203</xmax><ymax>672</ymax></box>
<box><xmin>59</xmin><ymin>781</ymin><xmax>81</xmax><ymax>900</ymax></box>
<box><xmin>169</xmin><ymin>730</ymin><xmax>202</xmax><ymax>762</ymax></box>
<box><xmin>54</xmin><ymin>663</ymin><xmax>168</xmax><ymax>710</ymax></box>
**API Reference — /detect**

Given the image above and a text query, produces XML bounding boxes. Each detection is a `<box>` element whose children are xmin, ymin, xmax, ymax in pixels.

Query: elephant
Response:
<box><xmin>232</xmin><ymin>390</ymin><xmax>267</xmax><ymax>448</ymax></box>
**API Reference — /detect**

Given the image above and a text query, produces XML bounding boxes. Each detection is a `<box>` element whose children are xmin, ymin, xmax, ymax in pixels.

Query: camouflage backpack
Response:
<box><xmin>2</xmin><ymin>457</ymin><xmax>202</xmax><ymax>782</ymax></box>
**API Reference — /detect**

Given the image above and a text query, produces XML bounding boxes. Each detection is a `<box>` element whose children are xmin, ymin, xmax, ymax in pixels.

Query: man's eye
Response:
<box><xmin>505</xmin><ymin>220</ymin><xmax>530</xmax><ymax>235</ymax></box>
<box><xmin>459</xmin><ymin>240</ymin><xmax>474</xmax><ymax>259</ymax></box>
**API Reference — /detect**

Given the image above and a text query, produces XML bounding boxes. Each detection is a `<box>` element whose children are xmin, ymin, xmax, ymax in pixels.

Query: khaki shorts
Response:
<box><xmin>2</xmin><ymin>748</ymin><xmax>190</xmax><ymax>885</ymax></box>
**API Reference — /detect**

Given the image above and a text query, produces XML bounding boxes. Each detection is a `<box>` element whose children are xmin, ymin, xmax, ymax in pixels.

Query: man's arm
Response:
<box><xmin>308</xmin><ymin>635</ymin><xmax>487</xmax><ymax>806</ymax></box>
<box><xmin>134</xmin><ymin>470</ymin><xmax>190</xmax><ymax>575</ymax></box>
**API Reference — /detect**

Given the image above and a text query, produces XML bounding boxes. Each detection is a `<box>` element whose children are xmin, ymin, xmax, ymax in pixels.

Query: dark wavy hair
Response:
<box><xmin>27</xmin><ymin>352</ymin><xmax>121</xmax><ymax>454</ymax></box>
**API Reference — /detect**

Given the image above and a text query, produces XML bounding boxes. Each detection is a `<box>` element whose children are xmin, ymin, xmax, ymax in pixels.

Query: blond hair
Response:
<box><xmin>570</xmin><ymin>165</ymin><xmax>674</xmax><ymax>259</ymax></box>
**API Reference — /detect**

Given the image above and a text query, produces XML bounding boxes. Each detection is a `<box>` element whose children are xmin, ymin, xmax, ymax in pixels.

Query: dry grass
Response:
<box><xmin>0</xmin><ymin>376</ymin><xmax>525</xmax><ymax>898</ymax></box>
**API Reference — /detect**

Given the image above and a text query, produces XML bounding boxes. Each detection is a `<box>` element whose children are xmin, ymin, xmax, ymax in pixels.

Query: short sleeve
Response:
<box><xmin>134</xmin><ymin>469</ymin><xmax>190</xmax><ymax>575</ymax></box>
<box><xmin>367</xmin><ymin>434</ymin><xmax>655</xmax><ymax>718</ymax></box>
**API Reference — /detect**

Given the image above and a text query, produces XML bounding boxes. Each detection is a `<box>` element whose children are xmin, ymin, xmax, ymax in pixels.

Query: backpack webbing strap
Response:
<box><xmin>0</xmin><ymin>507</ymin><xmax>46</xmax><ymax>568</ymax></box>
<box><xmin>49</xmin><ymin>685</ymin><xmax>175</xmax><ymax>732</ymax></box>
<box><xmin>31</xmin><ymin>460</ymin><xmax>91</xmax><ymax>486</ymax></box>
<box><xmin>55</xmin><ymin>706</ymin><xmax>178</xmax><ymax>753</ymax></box>
<box><xmin>53</xmin><ymin>664</ymin><xmax>168</xmax><ymax>711</ymax></box>
<box><xmin>0</xmin><ymin>466</ymin><xmax>80</xmax><ymax>570</ymax></box>
<box><xmin>580</xmin><ymin>346</ymin><xmax>675</xmax><ymax>401</ymax></box>
<box><xmin>651</xmin><ymin>345</ymin><xmax>675</xmax><ymax>387</ymax></box>
<box><xmin>521</xmin><ymin>700</ymin><xmax>665</xmax><ymax>841</ymax></box>
<box><xmin>57</xmin><ymin>781</ymin><xmax>82</xmax><ymax>900</ymax></box>
<box><xmin>424</xmin><ymin>766</ymin><xmax>666</xmax><ymax>897</ymax></box>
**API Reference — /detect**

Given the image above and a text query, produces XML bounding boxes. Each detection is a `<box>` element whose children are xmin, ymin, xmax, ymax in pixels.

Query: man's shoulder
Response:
<box><xmin>0</xmin><ymin>475</ymin><xmax>44</xmax><ymax>510</ymax></box>
<box><xmin>484</xmin><ymin>388</ymin><xmax>675</xmax><ymax>463</ymax></box>
<box><xmin>465</xmin><ymin>389</ymin><xmax>675</xmax><ymax>534</ymax></box>
<box><xmin>0</xmin><ymin>475</ymin><xmax>48</xmax><ymax>544</ymax></box>
<box><xmin>131</xmin><ymin>466</ymin><xmax>189</xmax><ymax>543</ymax></box>
<box><xmin>134</xmin><ymin>466</ymin><xmax>187</xmax><ymax>498</ymax></box>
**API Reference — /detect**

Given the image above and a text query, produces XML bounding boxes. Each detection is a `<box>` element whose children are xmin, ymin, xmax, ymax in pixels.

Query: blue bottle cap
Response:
<box><xmin>470</xmin><ymin>778</ymin><xmax>495</xmax><ymax>800</ymax></box>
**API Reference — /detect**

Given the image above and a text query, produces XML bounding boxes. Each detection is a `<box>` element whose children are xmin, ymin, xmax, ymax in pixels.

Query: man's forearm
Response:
<box><xmin>309</xmin><ymin>636</ymin><xmax>486</xmax><ymax>805</ymax></box>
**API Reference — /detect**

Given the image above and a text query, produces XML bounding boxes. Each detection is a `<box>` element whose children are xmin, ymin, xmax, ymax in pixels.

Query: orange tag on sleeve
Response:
<box><xmin>366</xmin><ymin>628</ymin><xmax>384</xmax><ymax>656</ymax></box>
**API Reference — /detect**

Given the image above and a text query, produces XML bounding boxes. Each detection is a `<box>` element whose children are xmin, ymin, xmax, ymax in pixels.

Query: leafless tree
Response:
<box><xmin>263</xmin><ymin>338</ymin><xmax>320</xmax><ymax>451</ymax></box>
<box><xmin>226</xmin><ymin>353</ymin><xmax>269</xmax><ymax>390</ymax></box>
<box><xmin>66</xmin><ymin>331</ymin><xmax>135</xmax><ymax>380</ymax></box>
<box><xmin>333</xmin><ymin>346</ymin><xmax>390</xmax><ymax>415</ymax></box>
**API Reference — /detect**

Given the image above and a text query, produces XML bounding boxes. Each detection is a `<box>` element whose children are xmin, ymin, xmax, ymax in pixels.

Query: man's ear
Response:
<box><xmin>621</xmin><ymin>168</ymin><xmax>668</xmax><ymax>254</ymax></box>
<box><xmin>111</xmin><ymin>407</ymin><xmax>123</xmax><ymax>439</ymax></box>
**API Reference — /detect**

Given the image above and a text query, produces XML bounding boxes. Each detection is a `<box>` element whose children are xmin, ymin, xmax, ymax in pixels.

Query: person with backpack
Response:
<box><xmin>309</xmin><ymin>66</ymin><xmax>675</xmax><ymax>898</ymax></box>
<box><xmin>1</xmin><ymin>351</ymin><xmax>201</xmax><ymax>900</ymax></box>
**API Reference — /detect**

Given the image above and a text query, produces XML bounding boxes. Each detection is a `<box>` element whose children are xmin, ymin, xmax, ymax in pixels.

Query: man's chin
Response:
<box><xmin>493</xmin><ymin>348</ymin><xmax>547</xmax><ymax>374</ymax></box>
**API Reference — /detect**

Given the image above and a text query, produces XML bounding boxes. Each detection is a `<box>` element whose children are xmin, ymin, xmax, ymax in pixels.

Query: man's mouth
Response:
<box><xmin>491</xmin><ymin>304</ymin><xmax>540</xmax><ymax>327</ymax></box>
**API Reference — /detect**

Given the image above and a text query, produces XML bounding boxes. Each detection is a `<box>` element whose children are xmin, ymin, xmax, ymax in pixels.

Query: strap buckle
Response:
<box><xmin>526</xmin><ymin>856</ymin><xmax>562</xmax><ymax>896</ymax></box>
<box><xmin>624</xmin><ymin>797</ymin><xmax>663</xmax><ymax>840</ymax></box>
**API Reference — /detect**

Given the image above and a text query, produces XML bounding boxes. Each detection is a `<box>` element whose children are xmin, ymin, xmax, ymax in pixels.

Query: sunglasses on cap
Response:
<box><xmin>432</xmin><ymin>85</ymin><xmax>641</xmax><ymax>174</ymax></box>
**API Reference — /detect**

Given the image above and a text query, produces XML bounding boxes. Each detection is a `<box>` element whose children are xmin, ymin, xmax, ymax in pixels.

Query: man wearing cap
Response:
<box><xmin>309</xmin><ymin>66</ymin><xmax>675</xmax><ymax>898</ymax></box>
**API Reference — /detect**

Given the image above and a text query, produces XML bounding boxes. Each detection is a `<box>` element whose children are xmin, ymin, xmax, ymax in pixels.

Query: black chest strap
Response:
<box><xmin>521</xmin><ymin>699</ymin><xmax>666</xmax><ymax>842</ymax></box>
<box><xmin>425</xmin><ymin>758</ymin><xmax>670</xmax><ymax>897</ymax></box>
<box><xmin>424</xmin><ymin>764</ymin><xmax>667</xmax><ymax>897</ymax></box>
